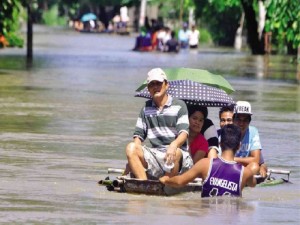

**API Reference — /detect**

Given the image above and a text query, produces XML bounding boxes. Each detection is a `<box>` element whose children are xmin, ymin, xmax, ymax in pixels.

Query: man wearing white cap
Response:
<box><xmin>218</xmin><ymin>103</ymin><xmax>268</xmax><ymax>177</ymax></box>
<box><xmin>233</xmin><ymin>101</ymin><xmax>266</xmax><ymax>175</ymax></box>
<box><xmin>125</xmin><ymin>68</ymin><xmax>193</xmax><ymax>180</ymax></box>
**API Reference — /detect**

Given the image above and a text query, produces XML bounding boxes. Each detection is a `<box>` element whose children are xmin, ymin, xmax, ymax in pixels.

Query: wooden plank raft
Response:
<box><xmin>99</xmin><ymin>175</ymin><xmax>202</xmax><ymax>196</ymax></box>
<box><xmin>98</xmin><ymin>168</ymin><xmax>291</xmax><ymax>196</ymax></box>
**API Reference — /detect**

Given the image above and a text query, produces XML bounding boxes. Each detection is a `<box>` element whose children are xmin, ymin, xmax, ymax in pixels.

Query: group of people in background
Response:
<box><xmin>132</xmin><ymin>20</ymin><xmax>200</xmax><ymax>53</ymax></box>
<box><xmin>70</xmin><ymin>7</ymin><xmax>130</xmax><ymax>34</ymax></box>
<box><xmin>71</xmin><ymin>18</ymin><xmax>128</xmax><ymax>34</ymax></box>
<box><xmin>125</xmin><ymin>68</ymin><xmax>268</xmax><ymax>198</ymax></box>
<box><xmin>178</xmin><ymin>23</ymin><xmax>200</xmax><ymax>49</ymax></box>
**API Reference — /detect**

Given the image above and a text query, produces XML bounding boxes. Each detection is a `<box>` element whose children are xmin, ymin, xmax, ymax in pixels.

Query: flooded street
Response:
<box><xmin>0</xmin><ymin>26</ymin><xmax>299</xmax><ymax>224</ymax></box>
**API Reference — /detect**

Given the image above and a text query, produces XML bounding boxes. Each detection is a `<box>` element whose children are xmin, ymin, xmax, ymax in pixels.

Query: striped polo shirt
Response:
<box><xmin>133</xmin><ymin>96</ymin><xmax>189</xmax><ymax>151</ymax></box>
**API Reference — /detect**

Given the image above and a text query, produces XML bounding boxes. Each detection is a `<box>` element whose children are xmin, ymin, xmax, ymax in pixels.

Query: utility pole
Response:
<box><xmin>139</xmin><ymin>0</ymin><xmax>147</xmax><ymax>28</ymax></box>
<box><xmin>26</xmin><ymin>2</ymin><xmax>33</xmax><ymax>60</ymax></box>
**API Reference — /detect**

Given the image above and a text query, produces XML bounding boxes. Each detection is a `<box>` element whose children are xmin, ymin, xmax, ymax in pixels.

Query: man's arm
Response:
<box><xmin>133</xmin><ymin>136</ymin><xmax>142</xmax><ymax>145</ymax></box>
<box><xmin>160</xmin><ymin>158</ymin><xmax>209</xmax><ymax>187</ymax></box>
<box><xmin>173</xmin><ymin>131</ymin><xmax>188</xmax><ymax>148</ymax></box>
<box><xmin>234</xmin><ymin>149</ymin><xmax>260</xmax><ymax>166</ymax></box>
<box><xmin>207</xmin><ymin>148</ymin><xmax>219</xmax><ymax>159</ymax></box>
<box><xmin>166</xmin><ymin>131</ymin><xmax>188</xmax><ymax>163</ymax></box>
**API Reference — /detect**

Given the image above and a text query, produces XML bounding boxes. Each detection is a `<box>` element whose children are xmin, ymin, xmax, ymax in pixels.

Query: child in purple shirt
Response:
<box><xmin>160</xmin><ymin>124</ymin><xmax>257</xmax><ymax>198</ymax></box>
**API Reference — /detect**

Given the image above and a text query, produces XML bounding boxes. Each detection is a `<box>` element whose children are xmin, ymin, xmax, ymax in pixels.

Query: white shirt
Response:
<box><xmin>188</xmin><ymin>29</ymin><xmax>200</xmax><ymax>46</ymax></box>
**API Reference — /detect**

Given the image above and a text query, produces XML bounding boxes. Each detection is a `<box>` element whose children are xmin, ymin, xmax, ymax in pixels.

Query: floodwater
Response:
<box><xmin>0</xmin><ymin>26</ymin><xmax>299</xmax><ymax>224</ymax></box>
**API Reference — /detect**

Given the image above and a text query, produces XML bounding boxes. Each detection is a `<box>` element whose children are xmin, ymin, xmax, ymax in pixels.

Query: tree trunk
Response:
<box><xmin>139</xmin><ymin>0</ymin><xmax>147</xmax><ymax>27</ymax></box>
<box><xmin>240</xmin><ymin>0</ymin><xmax>265</xmax><ymax>54</ymax></box>
<box><xmin>99</xmin><ymin>6</ymin><xmax>108</xmax><ymax>29</ymax></box>
<box><xmin>258</xmin><ymin>0</ymin><xmax>266</xmax><ymax>40</ymax></box>
<box><xmin>188</xmin><ymin>8</ymin><xmax>194</xmax><ymax>28</ymax></box>
<box><xmin>234</xmin><ymin>12</ymin><xmax>245</xmax><ymax>50</ymax></box>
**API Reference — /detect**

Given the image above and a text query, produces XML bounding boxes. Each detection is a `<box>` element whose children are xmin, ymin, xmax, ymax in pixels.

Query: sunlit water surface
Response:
<box><xmin>0</xmin><ymin>26</ymin><xmax>299</xmax><ymax>224</ymax></box>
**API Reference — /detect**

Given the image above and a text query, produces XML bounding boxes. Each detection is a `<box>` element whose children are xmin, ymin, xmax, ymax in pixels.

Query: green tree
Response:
<box><xmin>193</xmin><ymin>0</ymin><xmax>299</xmax><ymax>55</ymax></box>
<box><xmin>240</xmin><ymin>0</ymin><xmax>265</xmax><ymax>54</ymax></box>
<box><xmin>0</xmin><ymin>0</ymin><xmax>24</xmax><ymax>47</ymax></box>
<box><xmin>265</xmin><ymin>0</ymin><xmax>300</xmax><ymax>54</ymax></box>
<box><xmin>193</xmin><ymin>0</ymin><xmax>265</xmax><ymax>54</ymax></box>
<box><xmin>152</xmin><ymin>0</ymin><xmax>195</xmax><ymax>24</ymax></box>
<box><xmin>195</xmin><ymin>1</ymin><xmax>242</xmax><ymax>46</ymax></box>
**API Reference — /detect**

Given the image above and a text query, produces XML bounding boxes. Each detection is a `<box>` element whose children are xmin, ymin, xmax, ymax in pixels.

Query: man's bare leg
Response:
<box><xmin>126</xmin><ymin>142</ymin><xmax>147</xmax><ymax>180</ymax></box>
<box><xmin>247</xmin><ymin>162</ymin><xmax>260</xmax><ymax>175</ymax></box>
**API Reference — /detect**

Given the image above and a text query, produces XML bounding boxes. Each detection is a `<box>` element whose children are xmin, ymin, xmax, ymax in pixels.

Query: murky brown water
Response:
<box><xmin>0</xmin><ymin>25</ymin><xmax>299</xmax><ymax>224</ymax></box>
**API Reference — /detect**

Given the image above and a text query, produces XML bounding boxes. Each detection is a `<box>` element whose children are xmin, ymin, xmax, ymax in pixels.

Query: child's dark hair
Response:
<box><xmin>220</xmin><ymin>124</ymin><xmax>241</xmax><ymax>153</ymax></box>
<box><xmin>171</xmin><ymin>31</ymin><xmax>176</xmax><ymax>38</ymax></box>
<box><xmin>219</xmin><ymin>104</ymin><xmax>235</xmax><ymax>118</ymax></box>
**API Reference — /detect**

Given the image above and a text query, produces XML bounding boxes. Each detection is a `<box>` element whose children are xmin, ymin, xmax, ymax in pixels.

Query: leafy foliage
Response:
<box><xmin>0</xmin><ymin>0</ymin><xmax>22</xmax><ymax>34</ymax></box>
<box><xmin>42</xmin><ymin>4</ymin><xmax>68</xmax><ymax>26</ymax></box>
<box><xmin>199</xmin><ymin>28</ymin><xmax>213</xmax><ymax>44</ymax></box>
<box><xmin>6</xmin><ymin>32</ymin><xmax>24</xmax><ymax>47</ymax></box>
<box><xmin>150</xmin><ymin>0</ymin><xmax>195</xmax><ymax>25</ymax></box>
<box><xmin>193</xmin><ymin>0</ymin><xmax>242</xmax><ymax>46</ymax></box>
<box><xmin>265</xmin><ymin>0</ymin><xmax>300</xmax><ymax>51</ymax></box>
<box><xmin>201</xmin><ymin>3</ymin><xmax>242</xmax><ymax>46</ymax></box>
<box><xmin>0</xmin><ymin>0</ymin><xmax>24</xmax><ymax>47</ymax></box>
<box><xmin>195</xmin><ymin>0</ymin><xmax>299</xmax><ymax>54</ymax></box>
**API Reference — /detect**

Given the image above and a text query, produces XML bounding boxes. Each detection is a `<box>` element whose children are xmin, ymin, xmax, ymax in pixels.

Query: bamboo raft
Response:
<box><xmin>98</xmin><ymin>168</ymin><xmax>291</xmax><ymax>196</ymax></box>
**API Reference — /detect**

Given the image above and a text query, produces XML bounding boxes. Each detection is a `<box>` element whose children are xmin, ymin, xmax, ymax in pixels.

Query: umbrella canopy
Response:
<box><xmin>81</xmin><ymin>13</ymin><xmax>97</xmax><ymax>22</ymax></box>
<box><xmin>136</xmin><ymin>67</ymin><xmax>235</xmax><ymax>94</ymax></box>
<box><xmin>135</xmin><ymin>80</ymin><xmax>235</xmax><ymax>107</ymax></box>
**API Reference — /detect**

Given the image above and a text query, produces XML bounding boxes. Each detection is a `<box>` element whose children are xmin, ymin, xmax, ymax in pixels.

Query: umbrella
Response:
<box><xmin>81</xmin><ymin>13</ymin><xmax>97</xmax><ymax>22</ymax></box>
<box><xmin>135</xmin><ymin>80</ymin><xmax>235</xmax><ymax>107</ymax></box>
<box><xmin>136</xmin><ymin>67</ymin><xmax>235</xmax><ymax>94</ymax></box>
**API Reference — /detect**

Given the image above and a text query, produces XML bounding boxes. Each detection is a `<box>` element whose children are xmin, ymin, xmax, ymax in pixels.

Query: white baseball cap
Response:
<box><xmin>147</xmin><ymin>68</ymin><xmax>167</xmax><ymax>84</ymax></box>
<box><xmin>234</xmin><ymin>101</ymin><xmax>253</xmax><ymax>115</ymax></box>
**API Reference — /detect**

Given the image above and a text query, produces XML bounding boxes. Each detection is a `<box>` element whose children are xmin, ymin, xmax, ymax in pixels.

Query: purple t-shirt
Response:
<box><xmin>202</xmin><ymin>157</ymin><xmax>243</xmax><ymax>198</ymax></box>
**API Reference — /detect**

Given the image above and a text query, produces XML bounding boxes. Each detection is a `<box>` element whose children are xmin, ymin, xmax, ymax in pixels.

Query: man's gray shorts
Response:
<box><xmin>142</xmin><ymin>146</ymin><xmax>193</xmax><ymax>180</ymax></box>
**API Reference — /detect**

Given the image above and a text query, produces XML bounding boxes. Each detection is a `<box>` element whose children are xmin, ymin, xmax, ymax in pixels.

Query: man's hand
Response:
<box><xmin>159</xmin><ymin>176</ymin><xmax>169</xmax><ymax>184</ymax></box>
<box><xmin>207</xmin><ymin>147</ymin><xmax>219</xmax><ymax>159</ymax></box>
<box><xmin>259</xmin><ymin>164</ymin><xmax>268</xmax><ymax>178</ymax></box>
<box><xmin>165</xmin><ymin>142</ymin><xmax>178</xmax><ymax>164</ymax></box>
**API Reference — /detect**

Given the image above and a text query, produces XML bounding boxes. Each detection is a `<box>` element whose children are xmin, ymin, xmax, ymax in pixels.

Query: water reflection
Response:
<box><xmin>231</xmin><ymin>54</ymin><xmax>298</xmax><ymax>81</ymax></box>
<box><xmin>98</xmin><ymin>196</ymin><xmax>256</xmax><ymax>224</ymax></box>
